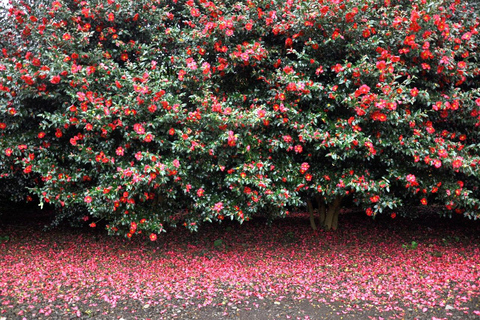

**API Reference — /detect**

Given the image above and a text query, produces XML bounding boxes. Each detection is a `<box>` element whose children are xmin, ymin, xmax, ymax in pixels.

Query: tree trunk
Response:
<box><xmin>316</xmin><ymin>195</ymin><xmax>326</xmax><ymax>225</ymax></box>
<box><xmin>332</xmin><ymin>202</ymin><xmax>340</xmax><ymax>230</ymax></box>
<box><xmin>324</xmin><ymin>204</ymin><xmax>335</xmax><ymax>230</ymax></box>
<box><xmin>308</xmin><ymin>196</ymin><xmax>342</xmax><ymax>231</ymax></box>
<box><xmin>307</xmin><ymin>199</ymin><xmax>317</xmax><ymax>230</ymax></box>
<box><xmin>323</xmin><ymin>196</ymin><xmax>342</xmax><ymax>231</ymax></box>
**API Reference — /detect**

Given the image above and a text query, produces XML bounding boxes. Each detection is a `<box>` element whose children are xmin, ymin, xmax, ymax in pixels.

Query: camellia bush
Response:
<box><xmin>0</xmin><ymin>0</ymin><xmax>479</xmax><ymax>236</ymax></box>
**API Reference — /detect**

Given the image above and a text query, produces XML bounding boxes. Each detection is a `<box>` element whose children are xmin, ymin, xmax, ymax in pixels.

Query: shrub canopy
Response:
<box><xmin>1</xmin><ymin>0</ymin><xmax>479</xmax><ymax>236</ymax></box>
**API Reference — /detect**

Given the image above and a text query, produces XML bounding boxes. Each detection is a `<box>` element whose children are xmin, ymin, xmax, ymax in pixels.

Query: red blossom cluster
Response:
<box><xmin>0</xmin><ymin>0</ymin><xmax>479</xmax><ymax>236</ymax></box>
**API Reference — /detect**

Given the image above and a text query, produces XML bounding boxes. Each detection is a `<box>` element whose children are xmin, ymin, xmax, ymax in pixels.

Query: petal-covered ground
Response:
<box><xmin>0</xmin><ymin>211</ymin><xmax>479</xmax><ymax>320</ymax></box>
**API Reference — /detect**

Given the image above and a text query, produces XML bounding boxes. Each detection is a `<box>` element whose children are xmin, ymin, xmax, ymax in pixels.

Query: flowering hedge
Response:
<box><xmin>1</xmin><ymin>0</ymin><xmax>479</xmax><ymax>236</ymax></box>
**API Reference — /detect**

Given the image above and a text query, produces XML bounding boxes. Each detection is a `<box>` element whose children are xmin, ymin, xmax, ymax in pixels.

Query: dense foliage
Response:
<box><xmin>1</xmin><ymin>0</ymin><xmax>479</xmax><ymax>236</ymax></box>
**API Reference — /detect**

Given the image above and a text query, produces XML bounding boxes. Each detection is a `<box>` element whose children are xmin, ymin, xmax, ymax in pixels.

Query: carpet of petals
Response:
<box><xmin>1</xmin><ymin>211</ymin><xmax>479</xmax><ymax>320</ymax></box>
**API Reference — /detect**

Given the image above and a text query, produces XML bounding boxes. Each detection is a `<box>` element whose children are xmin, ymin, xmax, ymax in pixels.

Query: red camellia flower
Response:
<box><xmin>148</xmin><ymin>104</ymin><xmax>157</xmax><ymax>113</ymax></box>
<box><xmin>227</xmin><ymin>131</ymin><xmax>237</xmax><ymax>146</ymax></box>
<box><xmin>50</xmin><ymin>75</ymin><xmax>61</xmax><ymax>84</ymax></box>
<box><xmin>134</xmin><ymin>123</ymin><xmax>145</xmax><ymax>135</ymax></box>
<box><xmin>285</xmin><ymin>37</ymin><xmax>293</xmax><ymax>48</ymax></box>
<box><xmin>406</xmin><ymin>174</ymin><xmax>416</xmax><ymax>183</ymax></box>
<box><xmin>5</xmin><ymin>148</ymin><xmax>13</xmax><ymax>156</ymax></box>
<box><xmin>149</xmin><ymin>233</ymin><xmax>157</xmax><ymax>241</ymax></box>
<box><xmin>213</xmin><ymin>202</ymin><xmax>224</xmax><ymax>212</ymax></box>
<box><xmin>452</xmin><ymin>157</ymin><xmax>463</xmax><ymax>169</ymax></box>
<box><xmin>354</xmin><ymin>84</ymin><xmax>370</xmax><ymax>97</ymax></box>
<box><xmin>89</xmin><ymin>222</ymin><xmax>96</xmax><ymax>228</ymax></box>
<box><xmin>283</xmin><ymin>66</ymin><xmax>294</xmax><ymax>74</ymax></box>
<box><xmin>0</xmin><ymin>122</ymin><xmax>6</xmax><ymax>129</ymax></box>
<box><xmin>362</xmin><ymin>28</ymin><xmax>371</xmax><ymax>38</ymax></box>
<box><xmin>84</xmin><ymin>195</ymin><xmax>92</xmax><ymax>203</ymax></box>
<box><xmin>376</xmin><ymin>60</ymin><xmax>386</xmax><ymax>70</ymax></box>
<box><xmin>294</xmin><ymin>145</ymin><xmax>303</xmax><ymax>153</ymax></box>
<box><xmin>190</xmin><ymin>8</ymin><xmax>200</xmax><ymax>17</ymax></box>
<box><xmin>332</xmin><ymin>64</ymin><xmax>344</xmax><ymax>73</ymax></box>
<box><xmin>300</xmin><ymin>162</ymin><xmax>310</xmax><ymax>174</ymax></box>
<box><xmin>173</xmin><ymin>159</ymin><xmax>180</xmax><ymax>168</ymax></box>
<box><xmin>144</xmin><ymin>134</ymin><xmax>153</xmax><ymax>142</ymax></box>
<box><xmin>371</xmin><ymin>111</ymin><xmax>387</xmax><ymax>122</ymax></box>
<box><xmin>366</xmin><ymin>208</ymin><xmax>373</xmax><ymax>216</ymax></box>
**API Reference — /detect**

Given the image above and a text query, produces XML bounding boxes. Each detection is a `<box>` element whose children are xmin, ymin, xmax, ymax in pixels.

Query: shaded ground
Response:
<box><xmin>1</xmin><ymin>207</ymin><xmax>480</xmax><ymax>320</ymax></box>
